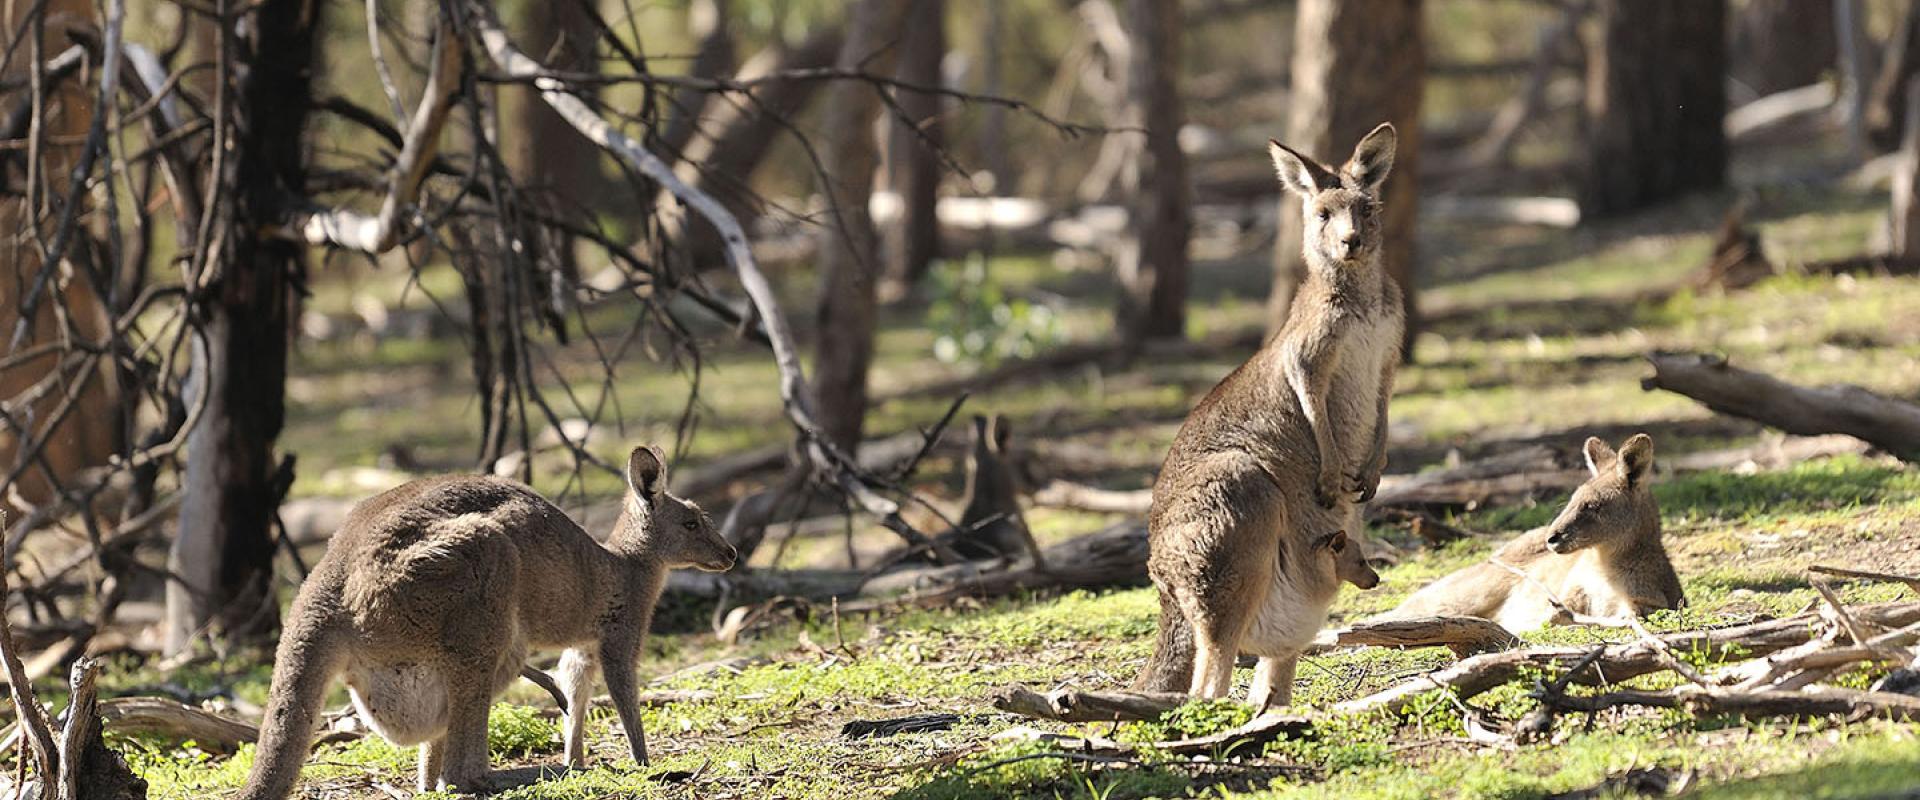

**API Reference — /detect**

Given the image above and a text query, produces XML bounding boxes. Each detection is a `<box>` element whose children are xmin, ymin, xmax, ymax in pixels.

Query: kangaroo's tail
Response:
<box><xmin>1131</xmin><ymin>585</ymin><xmax>1194</xmax><ymax>693</ymax></box>
<box><xmin>236</xmin><ymin>604</ymin><xmax>348</xmax><ymax>800</ymax></box>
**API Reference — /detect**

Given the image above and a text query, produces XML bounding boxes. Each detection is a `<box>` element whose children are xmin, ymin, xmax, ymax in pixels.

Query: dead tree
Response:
<box><xmin>814</xmin><ymin>0</ymin><xmax>913</xmax><ymax>450</ymax></box>
<box><xmin>165</xmin><ymin>0</ymin><xmax>326</xmax><ymax>653</ymax></box>
<box><xmin>1578</xmin><ymin>0</ymin><xmax>1726</xmax><ymax>217</ymax></box>
<box><xmin>1115</xmin><ymin>0</ymin><xmax>1192</xmax><ymax>344</ymax></box>
<box><xmin>1269</xmin><ymin>0</ymin><xmax>1424</xmax><ymax>355</ymax></box>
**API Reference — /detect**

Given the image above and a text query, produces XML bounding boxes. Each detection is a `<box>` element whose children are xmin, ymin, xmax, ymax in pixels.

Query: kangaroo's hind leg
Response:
<box><xmin>1180</xmin><ymin>545</ymin><xmax>1271</xmax><ymax>698</ymax></box>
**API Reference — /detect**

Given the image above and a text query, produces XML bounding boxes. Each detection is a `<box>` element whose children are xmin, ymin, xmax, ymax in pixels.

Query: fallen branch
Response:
<box><xmin>1642</xmin><ymin>352</ymin><xmax>1920</xmax><ymax>461</ymax></box>
<box><xmin>1543</xmin><ymin>684</ymin><xmax>1920</xmax><ymax>722</ymax></box>
<box><xmin>1810</xmin><ymin>565</ymin><xmax>1920</xmax><ymax>594</ymax></box>
<box><xmin>1338</xmin><ymin>602</ymin><xmax>1920</xmax><ymax>715</ymax></box>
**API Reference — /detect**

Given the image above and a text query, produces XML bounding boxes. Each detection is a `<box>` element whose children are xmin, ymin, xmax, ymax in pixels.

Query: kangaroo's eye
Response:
<box><xmin>1317</xmin><ymin>208</ymin><xmax>1332</xmax><ymax>222</ymax></box>
<box><xmin>682</xmin><ymin>519</ymin><xmax>698</xmax><ymax>530</ymax></box>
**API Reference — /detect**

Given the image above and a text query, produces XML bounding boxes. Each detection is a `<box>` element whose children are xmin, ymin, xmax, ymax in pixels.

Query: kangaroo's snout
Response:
<box><xmin>697</xmin><ymin>542</ymin><xmax>739</xmax><ymax>572</ymax></box>
<box><xmin>1351</xmin><ymin>565</ymin><xmax>1381</xmax><ymax>590</ymax></box>
<box><xmin>1546</xmin><ymin>531</ymin><xmax>1572</xmax><ymax>554</ymax></box>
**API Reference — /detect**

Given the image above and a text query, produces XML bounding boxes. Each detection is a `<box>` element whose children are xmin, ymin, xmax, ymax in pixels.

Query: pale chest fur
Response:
<box><xmin>1325</xmin><ymin>304</ymin><xmax>1402</xmax><ymax>466</ymax></box>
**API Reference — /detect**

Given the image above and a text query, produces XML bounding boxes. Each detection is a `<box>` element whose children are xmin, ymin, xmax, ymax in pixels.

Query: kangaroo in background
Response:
<box><xmin>1138</xmin><ymin>123</ymin><xmax>1403</xmax><ymax>708</ymax></box>
<box><xmin>949</xmin><ymin>414</ymin><xmax>1046</xmax><ymax>566</ymax></box>
<box><xmin>1379</xmin><ymin>434</ymin><xmax>1684</xmax><ymax>632</ymax></box>
<box><xmin>891</xmin><ymin>414</ymin><xmax>1046</xmax><ymax>568</ymax></box>
<box><xmin>237</xmin><ymin>446</ymin><xmax>736</xmax><ymax>799</ymax></box>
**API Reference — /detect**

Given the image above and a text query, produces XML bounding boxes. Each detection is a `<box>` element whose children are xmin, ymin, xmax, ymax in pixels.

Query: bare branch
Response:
<box><xmin>279</xmin><ymin>8</ymin><xmax>464</xmax><ymax>252</ymax></box>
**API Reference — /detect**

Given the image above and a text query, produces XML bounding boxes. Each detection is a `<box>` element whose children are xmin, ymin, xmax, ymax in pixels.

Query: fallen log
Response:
<box><xmin>1642</xmin><ymin>352</ymin><xmax>1920</xmax><ymax>462</ymax></box>
<box><xmin>1031</xmin><ymin>480</ymin><xmax>1152</xmax><ymax>515</ymax></box>
<box><xmin>1308</xmin><ymin>616</ymin><xmax>1517</xmax><ymax>658</ymax></box>
<box><xmin>851</xmin><ymin>520</ymin><xmax>1149</xmax><ymax>607</ymax></box>
<box><xmin>1798</xmin><ymin>254</ymin><xmax>1920</xmax><ymax>277</ymax></box>
<box><xmin>990</xmin><ymin>687</ymin><xmax>1188</xmax><ymax>722</ymax></box>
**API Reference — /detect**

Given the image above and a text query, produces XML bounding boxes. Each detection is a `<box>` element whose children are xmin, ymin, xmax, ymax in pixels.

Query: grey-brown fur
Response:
<box><xmin>1379</xmin><ymin>434</ymin><xmax>1684</xmax><ymax>631</ymax></box>
<box><xmin>950</xmin><ymin>415</ymin><xmax>1045</xmax><ymax>565</ymax></box>
<box><xmin>894</xmin><ymin>414</ymin><xmax>1046</xmax><ymax>568</ymax></box>
<box><xmin>1136</xmin><ymin>124</ymin><xmax>1403</xmax><ymax>707</ymax></box>
<box><xmin>236</xmin><ymin>446</ymin><xmax>736</xmax><ymax>798</ymax></box>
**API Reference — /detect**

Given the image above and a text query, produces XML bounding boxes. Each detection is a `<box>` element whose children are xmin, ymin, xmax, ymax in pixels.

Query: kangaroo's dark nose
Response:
<box><xmin>1343</xmin><ymin>234</ymin><xmax>1363</xmax><ymax>251</ymax></box>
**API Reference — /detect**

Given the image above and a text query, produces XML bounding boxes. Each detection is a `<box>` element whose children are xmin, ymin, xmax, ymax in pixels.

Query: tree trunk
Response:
<box><xmin>674</xmin><ymin>29</ymin><xmax>843</xmax><ymax>269</ymax></box>
<box><xmin>504</xmin><ymin>0</ymin><xmax>604</xmax><ymax>281</ymax></box>
<box><xmin>167</xmin><ymin>0</ymin><xmax>320</xmax><ymax>654</ymax></box>
<box><xmin>661</xmin><ymin>0</ymin><xmax>735</xmax><ymax>158</ymax></box>
<box><xmin>1577</xmin><ymin>0</ymin><xmax>1726</xmax><ymax>217</ymax></box>
<box><xmin>0</xmin><ymin>0</ymin><xmax>121</xmax><ymax>514</ymax></box>
<box><xmin>881</xmin><ymin>0</ymin><xmax>946</xmax><ymax>300</ymax></box>
<box><xmin>1869</xmin><ymin>0</ymin><xmax>1920</xmax><ymax>153</ymax></box>
<box><xmin>1730</xmin><ymin>0</ymin><xmax>1834</xmax><ymax>98</ymax></box>
<box><xmin>1115</xmin><ymin>0</ymin><xmax>1191</xmax><ymax>343</ymax></box>
<box><xmin>979</xmin><ymin>0</ymin><xmax>1013</xmax><ymax>193</ymax></box>
<box><xmin>1268</xmin><ymin>0</ymin><xmax>1423</xmax><ymax>355</ymax></box>
<box><xmin>812</xmin><ymin>0</ymin><xmax>912</xmax><ymax>451</ymax></box>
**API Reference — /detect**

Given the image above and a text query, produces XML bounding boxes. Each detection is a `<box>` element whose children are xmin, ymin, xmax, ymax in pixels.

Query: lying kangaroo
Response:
<box><xmin>1380</xmin><ymin>434</ymin><xmax>1684</xmax><ymax>631</ymax></box>
<box><xmin>1139</xmin><ymin>123</ymin><xmax>1403</xmax><ymax>707</ymax></box>
<box><xmin>237</xmin><ymin>446</ymin><xmax>736</xmax><ymax>798</ymax></box>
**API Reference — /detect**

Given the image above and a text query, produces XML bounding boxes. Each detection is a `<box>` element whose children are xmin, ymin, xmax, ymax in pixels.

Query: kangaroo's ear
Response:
<box><xmin>1617</xmin><ymin>434</ymin><xmax>1654</xmax><ymax>487</ymax></box>
<box><xmin>1342</xmin><ymin>122</ymin><xmax>1397</xmax><ymax>194</ymax></box>
<box><xmin>627</xmin><ymin>445</ymin><xmax>668</xmax><ymax>503</ymax></box>
<box><xmin>1316</xmin><ymin>530</ymin><xmax>1349</xmax><ymax>553</ymax></box>
<box><xmin>1269</xmin><ymin>139</ymin><xmax>1335</xmax><ymax>197</ymax></box>
<box><xmin>1582</xmin><ymin>436</ymin><xmax>1616</xmax><ymax>477</ymax></box>
<box><xmin>990</xmin><ymin>414</ymin><xmax>1013</xmax><ymax>452</ymax></box>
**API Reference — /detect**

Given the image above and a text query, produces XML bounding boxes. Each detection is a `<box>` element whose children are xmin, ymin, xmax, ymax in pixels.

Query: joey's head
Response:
<box><xmin>1544</xmin><ymin>434</ymin><xmax>1658</xmax><ymax>556</ymax></box>
<box><xmin>1268</xmin><ymin>122</ymin><xmax>1397</xmax><ymax>268</ymax></box>
<box><xmin>617</xmin><ymin>445</ymin><xmax>736</xmax><ymax>571</ymax></box>
<box><xmin>1317</xmin><ymin>530</ymin><xmax>1379</xmax><ymax>590</ymax></box>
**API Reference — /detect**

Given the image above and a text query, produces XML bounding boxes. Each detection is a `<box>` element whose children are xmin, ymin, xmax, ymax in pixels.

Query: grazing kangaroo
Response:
<box><xmin>1380</xmin><ymin>434</ymin><xmax>1684</xmax><ymax>632</ymax></box>
<box><xmin>237</xmin><ymin>446</ymin><xmax>736</xmax><ymax>798</ymax></box>
<box><xmin>1138</xmin><ymin>123</ymin><xmax>1403</xmax><ymax>707</ymax></box>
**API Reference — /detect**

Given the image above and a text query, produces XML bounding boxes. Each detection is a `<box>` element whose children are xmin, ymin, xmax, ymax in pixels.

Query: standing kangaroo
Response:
<box><xmin>1137</xmin><ymin>124</ymin><xmax>1403</xmax><ymax>708</ymax></box>
<box><xmin>889</xmin><ymin>414</ymin><xmax>1047</xmax><ymax>568</ymax></box>
<box><xmin>948</xmin><ymin>414</ymin><xmax>1046</xmax><ymax>566</ymax></box>
<box><xmin>237</xmin><ymin>446</ymin><xmax>736</xmax><ymax>798</ymax></box>
<box><xmin>1380</xmin><ymin>434</ymin><xmax>1684</xmax><ymax>631</ymax></box>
